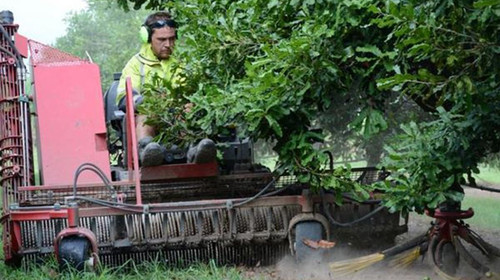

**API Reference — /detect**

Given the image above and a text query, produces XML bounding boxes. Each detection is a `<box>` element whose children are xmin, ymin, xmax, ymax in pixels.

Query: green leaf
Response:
<box><xmin>474</xmin><ymin>0</ymin><xmax>500</xmax><ymax>8</ymax></box>
<box><xmin>356</xmin><ymin>45</ymin><xmax>383</xmax><ymax>57</ymax></box>
<box><xmin>265</xmin><ymin>115</ymin><xmax>283</xmax><ymax>137</ymax></box>
<box><xmin>267</xmin><ymin>0</ymin><xmax>279</xmax><ymax>9</ymax></box>
<box><xmin>376</xmin><ymin>74</ymin><xmax>416</xmax><ymax>90</ymax></box>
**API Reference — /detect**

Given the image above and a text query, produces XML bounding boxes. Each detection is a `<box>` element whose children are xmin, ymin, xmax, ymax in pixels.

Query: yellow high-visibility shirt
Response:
<box><xmin>116</xmin><ymin>43</ymin><xmax>181</xmax><ymax>104</ymax></box>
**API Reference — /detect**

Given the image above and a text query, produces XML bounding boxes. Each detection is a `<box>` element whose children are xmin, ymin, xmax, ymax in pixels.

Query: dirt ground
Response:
<box><xmin>242</xmin><ymin>185</ymin><xmax>500</xmax><ymax>280</ymax></box>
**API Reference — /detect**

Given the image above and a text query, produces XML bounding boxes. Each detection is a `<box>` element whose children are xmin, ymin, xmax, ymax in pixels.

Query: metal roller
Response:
<box><xmin>19</xmin><ymin>205</ymin><xmax>300</xmax><ymax>266</ymax></box>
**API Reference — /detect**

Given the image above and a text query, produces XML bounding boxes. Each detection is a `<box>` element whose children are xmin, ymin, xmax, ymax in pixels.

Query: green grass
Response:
<box><xmin>475</xmin><ymin>165</ymin><xmax>500</xmax><ymax>184</ymax></box>
<box><xmin>0</xmin><ymin>258</ymin><xmax>255</xmax><ymax>280</ymax></box>
<box><xmin>463</xmin><ymin>165</ymin><xmax>500</xmax><ymax>230</ymax></box>
<box><xmin>461</xmin><ymin>196</ymin><xmax>500</xmax><ymax>230</ymax></box>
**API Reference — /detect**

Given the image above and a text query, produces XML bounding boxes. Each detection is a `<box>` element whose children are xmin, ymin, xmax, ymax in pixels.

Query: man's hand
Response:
<box><xmin>133</xmin><ymin>94</ymin><xmax>144</xmax><ymax>107</ymax></box>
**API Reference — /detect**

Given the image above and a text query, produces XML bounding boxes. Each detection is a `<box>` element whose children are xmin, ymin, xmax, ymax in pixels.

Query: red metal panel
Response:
<box><xmin>32</xmin><ymin>62</ymin><xmax>111</xmax><ymax>185</ymax></box>
<box><xmin>14</xmin><ymin>33</ymin><xmax>28</xmax><ymax>58</ymax></box>
<box><xmin>124</xmin><ymin>77</ymin><xmax>142</xmax><ymax>204</ymax></box>
<box><xmin>10</xmin><ymin>209</ymin><xmax>69</xmax><ymax>221</ymax></box>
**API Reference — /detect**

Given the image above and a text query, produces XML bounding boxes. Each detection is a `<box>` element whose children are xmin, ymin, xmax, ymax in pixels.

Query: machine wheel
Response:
<box><xmin>294</xmin><ymin>221</ymin><xmax>324</xmax><ymax>262</ymax></box>
<box><xmin>58</xmin><ymin>235</ymin><xmax>92</xmax><ymax>271</ymax></box>
<box><xmin>436</xmin><ymin>240</ymin><xmax>459</xmax><ymax>275</ymax></box>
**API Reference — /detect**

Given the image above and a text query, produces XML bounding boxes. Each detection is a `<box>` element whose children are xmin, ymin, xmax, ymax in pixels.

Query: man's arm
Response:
<box><xmin>116</xmin><ymin>55</ymin><xmax>143</xmax><ymax>107</ymax></box>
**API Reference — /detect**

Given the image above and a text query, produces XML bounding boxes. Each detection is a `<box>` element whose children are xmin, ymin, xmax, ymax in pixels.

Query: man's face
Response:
<box><xmin>150</xmin><ymin>27</ymin><xmax>176</xmax><ymax>60</ymax></box>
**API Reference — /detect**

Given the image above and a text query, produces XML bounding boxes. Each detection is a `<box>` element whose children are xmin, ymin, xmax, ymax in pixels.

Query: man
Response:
<box><xmin>117</xmin><ymin>12</ymin><xmax>215</xmax><ymax>166</ymax></box>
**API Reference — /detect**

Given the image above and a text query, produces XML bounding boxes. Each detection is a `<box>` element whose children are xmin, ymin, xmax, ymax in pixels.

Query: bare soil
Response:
<box><xmin>241</xmin><ymin>185</ymin><xmax>500</xmax><ymax>280</ymax></box>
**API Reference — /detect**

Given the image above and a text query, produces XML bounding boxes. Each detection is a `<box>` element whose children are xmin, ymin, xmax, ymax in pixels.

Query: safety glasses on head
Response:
<box><xmin>149</xmin><ymin>19</ymin><xmax>177</xmax><ymax>29</ymax></box>
<box><xmin>140</xmin><ymin>19</ymin><xmax>178</xmax><ymax>43</ymax></box>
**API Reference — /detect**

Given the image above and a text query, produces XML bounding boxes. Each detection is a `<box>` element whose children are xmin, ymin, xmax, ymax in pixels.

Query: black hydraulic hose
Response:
<box><xmin>381</xmin><ymin>232</ymin><xmax>429</xmax><ymax>257</ymax></box>
<box><xmin>428</xmin><ymin>234</ymin><xmax>439</xmax><ymax>266</ymax></box>
<box><xmin>341</xmin><ymin>193</ymin><xmax>382</xmax><ymax>205</ymax></box>
<box><xmin>232</xmin><ymin>177</ymin><xmax>277</xmax><ymax>208</ymax></box>
<box><xmin>70</xmin><ymin>163</ymin><xmax>285</xmax><ymax>212</ymax></box>
<box><xmin>72</xmin><ymin>194</ymin><xmax>238</xmax><ymax>214</ymax></box>
<box><xmin>463</xmin><ymin>183</ymin><xmax>500</xmax><ymax>193</ymax></box>
<box><xmin>454</xmin><ymin>235</ymin><xmax>491</xmax><ymax>275</ymax></box>
<box><xmin>0</xmin><ymin>24</ymin><xmax>25</xmax><ymax>69</ymax></box>
<box><xmin>321</xmin><ymin>189</ymin><xmax>386</xmax><ymax>227</ymax></box>
<box><xmin>468</xmin><ymin>228</ymin><xmax>500</xmax><ymax>257</ymax></box>
<box><xmin>262</xmin><ymin>182</ymin><xmax>292</xmax><ymax>197</ymax></box>
<box><xmin>72</xmin><ymin>196</ymin><xmax>144</xmax><ymax>213</ymax></box>
<box><xmin>0</xmin><ymin>45</ymin><xmax>17</xmax><ymax>60</ymax></box>
<box><xmin>72</xmin><ymin>163</ymin><xmax>116</xmax><ymax>198</ymax></box>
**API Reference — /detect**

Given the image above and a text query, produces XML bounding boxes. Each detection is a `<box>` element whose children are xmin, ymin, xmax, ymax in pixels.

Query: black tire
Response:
<box><xmin>436</xmin><ymin>241</ymin><xmax>459</xmax><ymax>275</ymax></box>
<box><xmin>4</xmin><ymin>252</ymin><xmax>22</xmax><ymax>268</ymax></box>
<box><xmin>294</xmin><ymin>221</ymin><xmax>324</xmax><ymax>262</ymax></box>
<box><xmin>58</xmin><ymin>236</ymin><xmax>91</xmax><ymax>271</ymax></box>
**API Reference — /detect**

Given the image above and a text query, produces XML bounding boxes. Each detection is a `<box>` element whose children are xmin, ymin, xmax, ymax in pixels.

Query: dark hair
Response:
<box><xmin>144</xmin><ymin>12</ymin><xmax>173</xmax><ymax>28</ymax></box>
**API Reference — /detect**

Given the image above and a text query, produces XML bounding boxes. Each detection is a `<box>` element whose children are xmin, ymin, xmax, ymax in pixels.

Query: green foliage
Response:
<box><xmin>139</xmin><ymin>72</ymin><xmax>202</xmax><ymax>147</ymax></box>
<box><xmin>116</xmin><ymin>0</ymin><xmax>166</xmax><ymax>11</ymax></box>
<box><xmin>138</xmin><ymin>0</ymin><xmax>401</xmax><ymax>197</ymax></box>
<box><xmin>115</xmin><ymin>0</ymin><xmax>500</xmax><ymax>213</ymax></box>
<box><xmin>381</xmin><ymin>96</ymin><xmax>500</xmax><ymax>214</ymax></box>
<box><xmin>373</xmin><ymin>1</ymin><xmax>500</xmax><ymax>213</ymax></box>
<box><xmin>55</xmin><ymin>0</ymin><xmax>150</xmax><ymax>91</ymax></box>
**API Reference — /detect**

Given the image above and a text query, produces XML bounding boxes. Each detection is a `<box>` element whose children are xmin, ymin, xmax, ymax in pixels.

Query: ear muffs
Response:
<box><xmin>139</xmin><ymin>21</ymin><xmax>179</xmax><ymax>44</ymax></box>
<box><xmin>139</xmin><ymin>25</ymin><xmax>150</xmax><ymax>44</ymax></box>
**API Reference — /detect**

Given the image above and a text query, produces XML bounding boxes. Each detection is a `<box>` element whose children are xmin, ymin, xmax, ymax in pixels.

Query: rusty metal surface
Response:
<box><xmin>14</xmin><ymin>167</ymin><xmax>381</xmax><ymax>206</ymax></box>
<box><xmin>1</xmin><ymin>24</ymin><xmax>33</xmax><ymax>202</ymax></box>
<box><xmin>28</xmin><ymin>40</ymin><xmax>87</xmax><ymax>67</ymax></box>
<box><xmin>1</xmin><ymin>24</ymin><xmax>34</xmax><ymax>263</ymax></box>
<box><xmin>17</xmin><ymin>205</ymin><xmax>301</xmax><ymax>263</ymax></box>
<box><xmin>16</xmin><ymin>172</ymin><xmax>275</xmax><ymax>206</ymax></box>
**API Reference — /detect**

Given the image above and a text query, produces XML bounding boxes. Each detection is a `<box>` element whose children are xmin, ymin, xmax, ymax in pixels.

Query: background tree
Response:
<box><xmin>55</xmin><ymin>0</ymin><xmax>149</xmax><ymax>91</ymax></box>
<box><xmin>318</xmin><ymin>90</ymin><xmax>429</xmax><ymax>166</ymax></box>
<box><xmin>117</xmin><ymin>0</ymin><xmax>499</xmax><ymax>214</ymax></box>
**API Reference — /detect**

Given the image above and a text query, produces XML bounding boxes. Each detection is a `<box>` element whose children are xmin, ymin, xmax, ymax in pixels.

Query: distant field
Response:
<box><xmin>462</xmin><ymin>195</ymin><xmax>500</xmax><ymax>230</ymax></box>
<box><xmin>475</xmin><ymin>165</ymin><xmax>500</xmax><ymax>184</ymax></box>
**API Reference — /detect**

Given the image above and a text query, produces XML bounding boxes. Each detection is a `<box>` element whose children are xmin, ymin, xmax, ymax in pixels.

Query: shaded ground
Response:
<box><xmin>242</xmin><ymin>184</ymin><xmax>500</xmax><ymax>280</ymax></box>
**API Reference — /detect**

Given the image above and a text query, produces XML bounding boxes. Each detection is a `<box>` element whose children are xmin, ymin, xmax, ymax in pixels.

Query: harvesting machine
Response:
<box><xmin>0</xmin><ymin>13</ymin><xmax>407</xmax><ymax>270</ymax></box>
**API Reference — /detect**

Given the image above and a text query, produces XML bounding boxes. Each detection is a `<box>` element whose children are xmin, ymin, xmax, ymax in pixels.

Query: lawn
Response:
<box><xmin>463</xmin><ymin>165</ymin><xmax>500</xmax><ymax>229</ymax></box>
<box><xmin>0</xmin><ymin>258</ymin><xmax>252</xmax><ymax>280</ymax></box>
<box><xmin>475</xmin><ymin>165</ymin><xmax>500</xmax><ymax>184</ymax></box>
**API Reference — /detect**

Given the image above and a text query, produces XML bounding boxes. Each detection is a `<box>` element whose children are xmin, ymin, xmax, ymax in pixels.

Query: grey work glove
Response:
<box><xmin>118</xmin><ymin>89</ymin><xmax>143</xmax><ymax>112</ymax></box>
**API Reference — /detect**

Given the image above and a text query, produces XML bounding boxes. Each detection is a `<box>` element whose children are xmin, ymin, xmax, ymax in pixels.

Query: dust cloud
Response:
<box><xmin>266</xmin><ymin>219</ymin><xmax>500</xmax><ymax>280</ymax></box>
<box><xmin>243</xmin><ymin>212</ymin><xmax>500</xmax><ymax>279</ymax></box>
<box><xmin>272</xmin><ymin>246</ymin><xmax>434</xmax><ymax>280</ymax></box>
